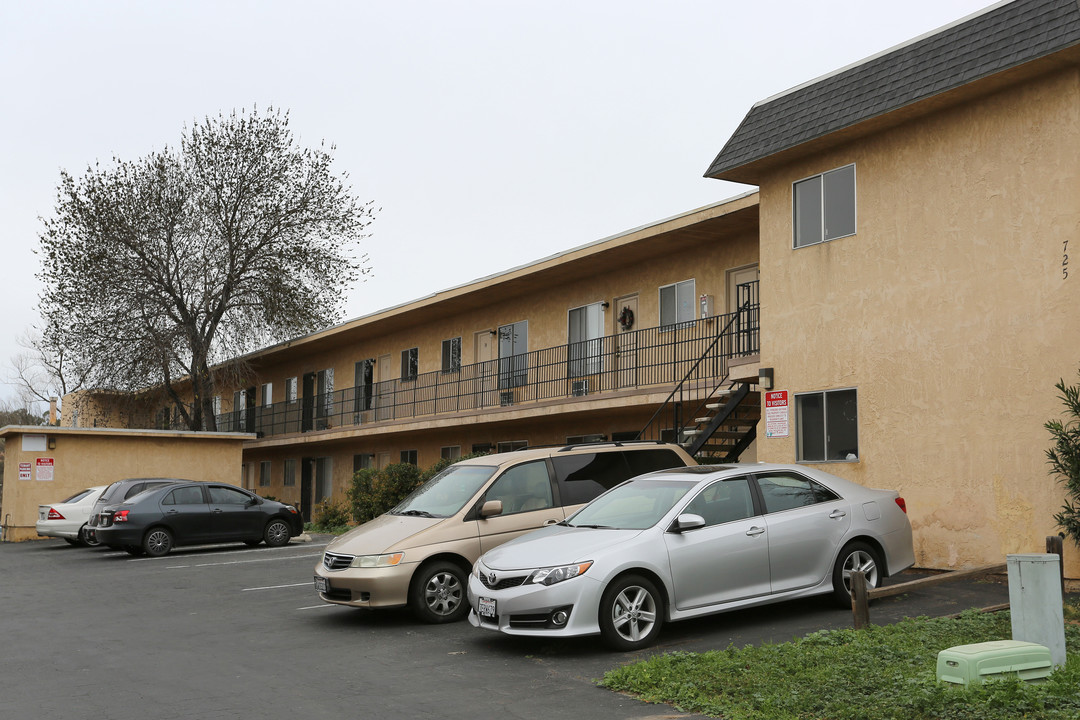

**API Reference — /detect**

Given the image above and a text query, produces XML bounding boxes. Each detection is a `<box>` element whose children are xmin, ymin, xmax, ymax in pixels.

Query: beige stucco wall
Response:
<box><xmin>0</xmin><ymin>426</ymin><xmax>250</xmax><ymax>541</ymax></box>
<box><xmin>754</xmin><ymin>66</ymin><xmax>1080</xmax><ymax>577</ymax></box>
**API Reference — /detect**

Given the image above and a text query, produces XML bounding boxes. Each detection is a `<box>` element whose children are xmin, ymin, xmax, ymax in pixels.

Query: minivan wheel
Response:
<box><xmin>264</xmin><ymin>519</ymin><xmax>291</xmax><ymax>547</ymax></box>
<box><xmin>599</xmin><ymin>574</ymin><xmax>664</xmax><ymax>651</ymax></box>
<box><xmin>831</xmin><ymin>541</ymin><xmax>882</xmax><ymax>607</ymax></box>
<box><xmin>410</xmin><ymin>561</ymin><xmax>468</xmax><ymax>624</ymax></box>
<box><xmin>143</xmin><ymin>528</ymin><xmax>173</xmax><ymax>557</ymax></box>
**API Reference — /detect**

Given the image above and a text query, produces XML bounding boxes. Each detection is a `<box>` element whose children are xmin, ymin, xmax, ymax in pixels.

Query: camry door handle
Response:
<box><xmin>829</xmin><ymin>510</ymin><xmax>847</xmax><ymax>519</ymax></box>
<box><xmin>746</xmin><ymin>526</ymin><xmax>765</xmax><ymax>537</ymax></box>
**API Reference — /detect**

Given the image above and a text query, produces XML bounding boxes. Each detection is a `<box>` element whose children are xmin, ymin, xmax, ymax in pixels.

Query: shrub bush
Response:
<box><xmin>1046</xmin><ymin>370</ymin><xmax>1080</xmax><ymax>546</ymax></box>
<box><xmin>347</xmin><ymin>462</ymin><xmax>424</xmax><ymax>524</ymax></box>
<box><xmin>310</xmin><ymin>499</ymin><xmax>352</xmax><ymax>532</ymax></box>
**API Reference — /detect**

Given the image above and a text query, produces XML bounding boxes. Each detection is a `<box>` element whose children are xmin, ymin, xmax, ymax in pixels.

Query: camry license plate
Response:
<box><xmin>314</xmin><ymin>576</ymin><xmax>328</xmax><ymax>593</ymax></box>
<box><xmin>478</xmin><ymin>597</ymin><xmax>496</xmax><ymax>619</ymax></box>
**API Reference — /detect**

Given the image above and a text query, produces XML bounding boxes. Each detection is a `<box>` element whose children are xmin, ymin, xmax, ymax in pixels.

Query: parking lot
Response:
<box><xmin>1</xmin><ymin>535</ymin><xmax>1011</xmax><ymax>720</ymax></box>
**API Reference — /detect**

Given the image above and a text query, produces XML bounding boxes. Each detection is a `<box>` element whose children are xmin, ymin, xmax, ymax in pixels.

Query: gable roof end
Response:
<box><xmin>704</xmin><ymin>0</ymin><xmax>1080</xmax><ymax>181</ymax></box>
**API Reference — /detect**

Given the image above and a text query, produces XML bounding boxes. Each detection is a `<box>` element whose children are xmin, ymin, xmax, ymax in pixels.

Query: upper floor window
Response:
<box><xmin>796</xmin><ymin>388</ymin><xmax>859</xmax><ymax>462</ymax></box>
<box><xmin>401</xmin><ymin>348</ymin><xmax>418</xmax><ymax>381</ymax></box>
<box><xmin>498</xmin><ymin>321</ymin><xmax>528</xmax><ymax>389</ymax></box>
<box><xmin>285</xmin><ymin>377</ymin><xmax>298</xmax><ymax>404</ymax></box>
<box><xmin>261</xmin><ymin>383</ymin><xmax>273</xmax><ymax>407</ymax></box>
<box><xmin>660</xmin><ymin>279</ymin><xmax>696</xmax><ymax>328</ymax></box>
<box><xmin>793</xmin><ymin>164</ymin><xmax>856</xmax><ymax>248</ymax></box>
<box><xmin>441</xmin><ymin>337</ymin><xmax>461</xmax><ymax>373</ymax></box>
<box><xmin>568</xmin><ymin>302</ymin><xmax>604</xmax><ymax>377</ymax></box>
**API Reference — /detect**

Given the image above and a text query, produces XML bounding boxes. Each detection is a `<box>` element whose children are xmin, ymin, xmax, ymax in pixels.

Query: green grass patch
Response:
<box><xmin>600</xmin><ymin>610</ymin><xmax>1080</xmax><ymax>720</ymax></box>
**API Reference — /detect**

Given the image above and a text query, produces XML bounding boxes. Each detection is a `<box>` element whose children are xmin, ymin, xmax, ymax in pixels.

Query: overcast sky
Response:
<box><xmin>0</xmin><ymin>0</ymin><xmax>996</xmax><ymax>408</ymax></box>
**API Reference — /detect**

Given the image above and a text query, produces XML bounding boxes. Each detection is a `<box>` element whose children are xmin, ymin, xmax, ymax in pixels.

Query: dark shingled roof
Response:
<box><xmin>705</xmin><ymin>0</ymin><xmax>1080</xmax><ymax>180</ymax></box>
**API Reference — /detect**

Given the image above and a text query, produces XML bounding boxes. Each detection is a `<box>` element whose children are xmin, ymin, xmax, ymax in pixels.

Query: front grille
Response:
<box><xmin>323</xmin><ymin>551</ymin><xmax>354</xmax><ymax>571</ymax></box>
<box><xmin>508</xmin><ymin>614</ymin><xmax>551</xmax><ymax>628</ymax></box>
<box><xmin>477</xmin><ymin>573</ymin><xmax>528</xmax><ymax>591</ymax></box>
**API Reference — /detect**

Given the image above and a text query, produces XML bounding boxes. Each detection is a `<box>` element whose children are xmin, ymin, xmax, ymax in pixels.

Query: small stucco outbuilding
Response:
<box><xmin>0</xmin><ymin>426</ymin><xmax>252</xmax><ymax>542</ymax></box>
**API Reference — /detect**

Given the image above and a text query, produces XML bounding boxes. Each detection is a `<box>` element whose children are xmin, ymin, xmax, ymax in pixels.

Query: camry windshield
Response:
<box><xmin>564</xmin><ymin>478</ymin><xmax>697</xmax><ymax>530</ymax></box>
<box><xmin>391</xmin><ymin>465</ymin><xmax>498</xmax><ymax>518</ymax></box>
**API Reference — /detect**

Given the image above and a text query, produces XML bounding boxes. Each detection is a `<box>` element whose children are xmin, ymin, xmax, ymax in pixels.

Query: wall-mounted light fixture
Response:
<box><xmin>758</xmin><ymin>367</ymin><xmax>774</xmax><ymax>390</ymax></box>
<box><xmin>47</xmin><ymin>436</ymin><xmax>56</xmax><ymax>450</ymax></box>
<box><xmin>601</xmin><ymin>301</ymin><xmax>610</xmax><ymax>309</ymax></box>
<box><xmin>488</xmin><ymin>329</ymin><xmax>497</xmax><ymax>335</ymax></box>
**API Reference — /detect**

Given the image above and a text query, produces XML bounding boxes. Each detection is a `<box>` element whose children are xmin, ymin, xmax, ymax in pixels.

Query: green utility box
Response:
<box><xmin>937</xmin><ymin>640</ymin><xmax>1053</xmax><ymax>685</ymax></box>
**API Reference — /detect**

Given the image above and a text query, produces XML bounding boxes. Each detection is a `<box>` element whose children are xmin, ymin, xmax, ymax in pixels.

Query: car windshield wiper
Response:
<box><xmin>395</xmin><ymin>509</ymin><xmax>437</xmax><ymax>518</ymax></box>
<box><xmin>568</xmin><ymin>523</ymin><xmax>614</xmax><ymax>529</ymax></box>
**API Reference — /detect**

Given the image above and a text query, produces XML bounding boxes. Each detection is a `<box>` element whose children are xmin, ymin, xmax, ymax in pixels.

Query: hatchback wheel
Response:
<box><xmin>78</xmin><ymin>524</ymin><xmax>100</xmax><ymax>547</ymax></box>
<box><xmin>599</xmin><ymin>574</ymin><xmax>664</xmax><ymax>651</ymax></box>
<box><xmin>832</xmin><ymin>541</ymin><xmax>882</xmax><ymax>606</ymax></box>
<box><xmin>143</xmin><ymin>528</ymin><xmax>173</xmax><ymax>557</ymax></box>
<box><xmin>410</xmin><ymin>561</ymin><xmax>468</xmax><ymax>623</ymax></box>
<box><xmin>264</xmin><ymin>520</ymin><xmax>291</xmax><ymax>547</ymax></box>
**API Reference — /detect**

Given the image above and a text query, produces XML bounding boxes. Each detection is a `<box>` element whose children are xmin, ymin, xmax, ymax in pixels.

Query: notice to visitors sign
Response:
<box><xmin>764</xmin><ymin>390</ymin><xmax>789</xmax><ymax>438</ymax></box>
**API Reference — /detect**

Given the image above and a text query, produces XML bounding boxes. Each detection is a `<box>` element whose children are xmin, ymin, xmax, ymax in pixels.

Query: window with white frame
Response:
<box><xmin>400</xmin><ymin>449</ymin><xmax>418</xmax><ymax>466</ymax></box>
<box><xmin>441</xmin><ymin>445</ymin><xmax>461</xmax><ymax>461</ymax></box>
<box><xmin>401</xmin><ymin>348</ymin><xmax>418</xmax><ymax>381</ymax></box>
<box><xmin>441</xmin><ymin>337</ymin><xmax>461</xmax><ymax>373</ymax></box>
<box><xmin>261</xmin><ymin>383</ymin><xmax>272</xmax><ymax>407</ymax></box>
<box><xmin>659</xmin><ymin>279</ymin><xmax>696</xmax><ymax>328</ymax></box>
<box><xmin>286</xmin><ymin>377</ymin><xmax>298</xmax><ymax>404</ymax></box>
<box><xmin>283</xmin><ymin>458</ymin><xmax>296</xmax><ymax>487</ymax></box>
<box><xmin>568</xmin><ymin>302</ymin><xmax>604</xmax><ymax>377</ymax></box>
<box><xmin>259</xmin><ymin>461</ymin><xmax>272</xmax><ymax>487</ymax></box>
<box><xmin>498</xmin><ymin>321</ymin><xmax>528</xmax><ymax>389</ymax></box>
<box><xmin>212</xmin><ymin>395</ymin><xmax>222</xmax><ymax>416</ymax></box>
<box><xmin>793</xmin><ymin>164</ymin><xmax>856</xmax><ymax>248</ymax></box>
<box><xmin>497</xmin><ymin>440</ymin><xmax>528</xmax><ymax>453</ymax></box>
<box><xmin>796</xmin><ymin>388</ymin><xmax>859</xmax><ymax>462</ymax></box>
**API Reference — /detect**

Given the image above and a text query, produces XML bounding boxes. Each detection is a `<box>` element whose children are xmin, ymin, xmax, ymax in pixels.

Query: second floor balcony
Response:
<box><xmin>218</xmin><ymin>286</ymin><xmax>759</xmax><ymax>438</ymax></box>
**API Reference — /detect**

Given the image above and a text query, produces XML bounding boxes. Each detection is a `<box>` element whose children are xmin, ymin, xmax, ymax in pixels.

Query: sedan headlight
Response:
<box><xmin>348</xmin><ymin>553</ymin><xmax>404</xmax><ymax>568</ymax></box>
<box><xmin>527</xmin><ymin>561</ymin><xmax>593</xmax><ymax>586</ymax></box>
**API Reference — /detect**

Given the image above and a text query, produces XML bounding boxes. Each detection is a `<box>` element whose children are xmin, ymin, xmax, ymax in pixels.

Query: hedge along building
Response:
<box><xmin>705</xmin><ymin>0</ymin><xmax>1080</xmax><ymax>577</ymax></box>
<box><xmin>64</xmin><ymin>193</ymin><xmax>763</xmax><ymax>524</ymax></box>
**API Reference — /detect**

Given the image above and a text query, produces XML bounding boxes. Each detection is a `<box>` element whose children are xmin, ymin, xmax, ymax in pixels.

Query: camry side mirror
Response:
<box><xmin>479</xmin><ymin>500</ymin><xmax>504</xmax><ymax>518</ymax></box>
<box><xmin>671</xmin><ymin>513</ymin><xmax>705</xmax><ymax>533</ymax></box>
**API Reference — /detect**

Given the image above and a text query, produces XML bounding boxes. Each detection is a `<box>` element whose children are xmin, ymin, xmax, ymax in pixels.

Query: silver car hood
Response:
<box><xmin>481</xmin><ymin>524</ymin><xmax>643</xmax><ymax>570</ymax></box>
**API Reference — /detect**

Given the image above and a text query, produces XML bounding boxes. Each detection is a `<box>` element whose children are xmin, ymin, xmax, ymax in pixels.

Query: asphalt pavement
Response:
<box><xmin>0</xmin><ymin>534</ymin><xmax>1030</xmax><ymax>720</ymax></box>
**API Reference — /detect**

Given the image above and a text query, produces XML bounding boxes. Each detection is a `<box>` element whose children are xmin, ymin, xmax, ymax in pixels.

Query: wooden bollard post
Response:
<box><xmin>1046</xmin><ymin>535</ymin><xmax>1065</xmax><ymax>599</ymax></box>
<box><xmin>850</xmin><ymin>570</ymin><xmax>870</xmax><ymax>629</ymax></box>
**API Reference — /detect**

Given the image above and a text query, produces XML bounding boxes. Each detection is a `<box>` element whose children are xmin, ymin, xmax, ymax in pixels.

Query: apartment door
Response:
<box><xmin>473</xmin><ymin>330</ymin><xmax>494</xmax><ymax>408</ymax></box>
<box><xmin>376</xmin><ymin>353</ymin><xmax>393</xmax><ymax>421</ymax></box>
<box><xmin>613</xmin><ymin>294</ymin><xmax>639</xmax><ymax>388</ymax></box>
<box><xmin>300</xmin><ymin>457</ymin><xmax>314</xmax><ymax>522</ymax></box>
<box><xmin>301</xmin><ymin>372</ymin><xmax>316</xmax><ymax>432</ymax></box>
<box><xmin>727</xmin><ymin>265</ymin><xmax>759</xmax><ymax>356</ymax></box>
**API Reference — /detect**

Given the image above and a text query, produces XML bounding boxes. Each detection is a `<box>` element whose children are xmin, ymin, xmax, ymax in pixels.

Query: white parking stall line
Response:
<box><xmin>242</xmin><ymin>582</ymin><xmax>313</xmax><ymax>592</ymax></box>
<box><xmin>297</xmin><ymin>604</ymin><xmax>338</xmax><ymax>611</ymax></box>
<box><xmin>121</xmin><ymin>542</ymin><xmax>328</xmax><ymax>563</ymax></box>
<box><xmin>165</xmin><ymin>552</ymin><xmax>323</xmax><ymax>569</ymax></box>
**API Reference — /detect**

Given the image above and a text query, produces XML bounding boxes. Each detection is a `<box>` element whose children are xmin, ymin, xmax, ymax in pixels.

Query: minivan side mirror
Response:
<box><xmin>479</xmin><ymin>500</ymin><xmax>504</xmax><ymax>518</ymax></box>
<box><xmin>670</xmin><ymin>513</ymin><xmax>705</xmax><ymax>533</ymax></box>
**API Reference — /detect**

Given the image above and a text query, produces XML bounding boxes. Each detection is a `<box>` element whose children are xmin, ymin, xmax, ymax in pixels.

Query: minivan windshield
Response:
<box><xmin>391</xmin><ymin>465</ymin><xmax>498</xmax><ymax>518</ymax></box>
<box><xmin>564</xmin><ymin>478</ymin><xmax>697</xmax><ymax>530</ymax></box>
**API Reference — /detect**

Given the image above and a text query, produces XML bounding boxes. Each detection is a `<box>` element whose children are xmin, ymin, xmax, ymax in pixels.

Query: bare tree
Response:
<box><xmin>36</xmin><ymin>107</ymin><xmax>375</xmax><ymax>430</ymax></box>
<box><xmin>7</xmin><ymin>328</ymin><xmax>90</xmax><ymax>417</ymax></box>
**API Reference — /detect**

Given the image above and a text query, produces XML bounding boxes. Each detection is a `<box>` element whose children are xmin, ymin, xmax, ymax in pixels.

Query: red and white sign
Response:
<box><xmin>36</xmin><ymin>457</ymin><xmax>55</xmax><ymax>482</ymax></box>
<box><xmin>19</xmin><ymin>462</ymin><xmax>32</xmax><ymax>481</ymax></box>
<box><xmin>764</xmin><ymin>390</ymin><xmax>789</xmax><ymax>438</ymax></box>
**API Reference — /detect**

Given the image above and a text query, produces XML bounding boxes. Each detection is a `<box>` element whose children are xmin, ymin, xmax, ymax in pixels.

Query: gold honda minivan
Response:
<box><xmin>313</xmin><ymin>442</ymin><xmax>695</xmax><ymax>622</ymax></box>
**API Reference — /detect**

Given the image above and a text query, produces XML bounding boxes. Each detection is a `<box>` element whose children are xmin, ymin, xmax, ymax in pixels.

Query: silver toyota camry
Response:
<box><xmin>467</xmin><ymin>464</ymin><xmax>915</xmax><ymax>650</ymax></box>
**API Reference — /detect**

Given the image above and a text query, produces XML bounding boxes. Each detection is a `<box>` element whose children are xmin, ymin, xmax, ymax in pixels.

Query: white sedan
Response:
<box><xmin>468</xmin><ymin>464</ymin><xmax>915</xmax><ymax>650</ymax></box>
<box><xmin>36</xmin><ymin>486</ymin><xmax>107</xmax><ymax>547</ymax></box>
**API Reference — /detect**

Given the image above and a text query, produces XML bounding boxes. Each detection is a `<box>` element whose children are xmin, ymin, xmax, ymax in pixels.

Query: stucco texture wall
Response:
<box><xmin>755</xmin><ymin>67</ymin><xmax>1080</xmax><ymax>577</ymax></box>
<box><xmin>1</xmin><ymin>427</ymin><xmax>248</xmax><ymax>541</ymax></box>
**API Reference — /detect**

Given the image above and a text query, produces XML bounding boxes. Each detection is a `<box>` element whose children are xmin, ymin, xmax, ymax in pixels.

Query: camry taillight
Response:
<box><xmin>47</xmin><ymin>508</ymin><xmax>65</xmax><ymax>520</ymax></box>
<box><xmin>113</xmin><ymin>510</ymin><xmax>130</xmax><ymax>523</ymax></box>
<box><xmin>895</xmin><ymin>497</ymin><xmax>907</xmax><ymax>514</ymax></box>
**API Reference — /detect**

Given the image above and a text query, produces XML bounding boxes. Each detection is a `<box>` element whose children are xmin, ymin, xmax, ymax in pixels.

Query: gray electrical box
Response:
<box><xmin>1007</xmin><ymin>553</ymin><xmax>1066</xmax><ymax>667</ymax></box>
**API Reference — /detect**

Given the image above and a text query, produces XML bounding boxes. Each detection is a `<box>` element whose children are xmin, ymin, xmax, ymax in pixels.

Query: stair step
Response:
<box><xmin>694</xmin><ymin>417</ymin><xmax>712</xmax><ymax>424</ymax></box>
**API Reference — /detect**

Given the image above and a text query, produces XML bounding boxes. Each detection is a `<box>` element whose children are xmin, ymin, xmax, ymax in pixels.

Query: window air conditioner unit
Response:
<box><xmin>572</xmin><ymin>379</ymin><xmax>589</xmax><ymax>397</ymax></box>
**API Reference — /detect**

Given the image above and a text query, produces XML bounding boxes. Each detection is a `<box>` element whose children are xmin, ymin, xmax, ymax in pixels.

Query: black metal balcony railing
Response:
<box><xmin>217</xmin><ymin>284</ymin><xmax>759</xmax><ymax>438</ymax></box>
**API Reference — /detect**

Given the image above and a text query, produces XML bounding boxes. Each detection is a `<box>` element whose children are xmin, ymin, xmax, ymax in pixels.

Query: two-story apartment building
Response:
<box><xmin>58</xmin><ymin>0</ymin><xmax>1078</xmax><ymax>578</ymax></box>
<box><xmin>66</xmin><ymin>193</ymin><xmax>763</xmax><ymax>522</ymax></box>
<box><xmin>705</xmin><ymin>0</ymin><xmax>1080</xmax><ymax>576</ymax></box>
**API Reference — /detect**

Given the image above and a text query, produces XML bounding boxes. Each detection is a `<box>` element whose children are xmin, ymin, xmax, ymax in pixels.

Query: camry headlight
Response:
<box><xmin>349</xmin><ymin>553</ymin><xmax>404</xmax><ymax>568</ymax></box>
<box><xmin>527</xmin><ymin>561</ymin><xmax>593</xmax><ymax>586</ymax></box>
